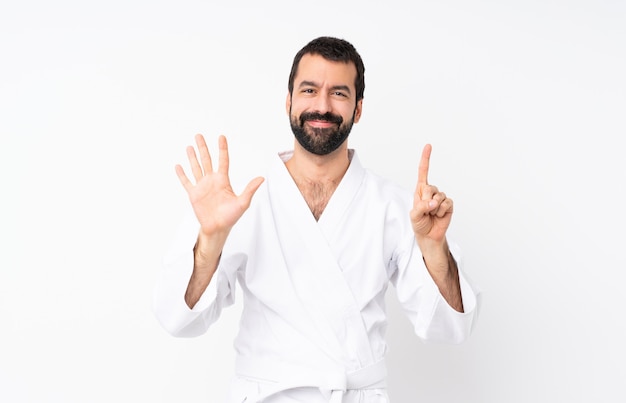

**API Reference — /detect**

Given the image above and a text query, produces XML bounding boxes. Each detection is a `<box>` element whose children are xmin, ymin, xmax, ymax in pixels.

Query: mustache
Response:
<box><xmin>299</xmin><ymin>112</ymin><xmax>343</xmax><ymax>126</ymax></box>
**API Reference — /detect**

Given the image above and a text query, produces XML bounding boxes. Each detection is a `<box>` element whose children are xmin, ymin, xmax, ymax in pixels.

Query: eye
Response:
<box><xmin>333</xmin><ymin>91</ymin><xmax>348</xmax><ymax>97</ymax></box>
<box><xmin>301</xmin><ymin>88</ymin><xmax>315</xmax><ymax>94</ymax></box>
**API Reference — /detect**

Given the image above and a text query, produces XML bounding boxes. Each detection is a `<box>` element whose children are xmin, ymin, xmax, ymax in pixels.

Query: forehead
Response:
<box><xmin>294</xmin><ymin>53</ymin><xmax>357</xmax><ymax>89</ymax></box>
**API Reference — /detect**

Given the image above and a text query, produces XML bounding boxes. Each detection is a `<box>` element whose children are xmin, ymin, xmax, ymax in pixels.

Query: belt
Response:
<box><xmin>235</xmin><ymin>355</ymin><xmax>387</xmax><ymax>402</ymax></box>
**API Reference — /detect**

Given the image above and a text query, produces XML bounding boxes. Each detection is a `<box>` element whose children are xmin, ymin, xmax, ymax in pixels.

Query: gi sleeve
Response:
<box><xmin>391</xmin><ymin>234</ymin><xmax>481</xmax><ymax>344</ymax></box>
<box><xmin>152</xmin><ymin>209</ymin><xmax>243</xmax><ymax>337</ymax></box>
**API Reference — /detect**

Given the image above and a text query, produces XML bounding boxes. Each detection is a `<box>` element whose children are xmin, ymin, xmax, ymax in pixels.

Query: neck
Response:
<box><xmin>285</xmin><ymin>141</ymin><xmax>351</xmax><ymax>221</ymax></box>
<box><xmin>285</xmin><ymin>141</ymin><xmax>350</xmax><ymax>184</ymax></box>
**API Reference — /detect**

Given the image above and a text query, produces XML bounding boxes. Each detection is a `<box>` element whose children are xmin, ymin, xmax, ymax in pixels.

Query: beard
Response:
<box><xmin>289</xmin><ymin>108</ymin><xmax>355</xmax><ymax>156</ymax></box>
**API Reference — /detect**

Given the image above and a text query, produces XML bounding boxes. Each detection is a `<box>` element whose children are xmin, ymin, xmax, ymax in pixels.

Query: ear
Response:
<box><xmin>285</xmin><ymin>92</ymin><xmax>292</xmax><ymax>116</ymax></box>
<box><xmin>353</xmin><ymin>99</ymin><xmax>363</xmax><ymax>123</ymax></box>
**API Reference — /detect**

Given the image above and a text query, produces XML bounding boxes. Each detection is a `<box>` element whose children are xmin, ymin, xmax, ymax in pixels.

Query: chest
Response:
<box><xmin>296</xmin><ymin>180</ymin><xmax>338</xmax><ymax>221</ymax></box>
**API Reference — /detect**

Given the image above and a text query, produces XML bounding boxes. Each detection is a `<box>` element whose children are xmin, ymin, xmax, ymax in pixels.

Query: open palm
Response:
<box><xmin>175</xmin><ymin>134</ymin><xmax>264</xmax><ymax>236</ymax></box>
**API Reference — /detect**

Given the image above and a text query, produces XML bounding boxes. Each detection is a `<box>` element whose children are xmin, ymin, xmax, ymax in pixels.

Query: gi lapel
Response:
<box><xmin>317</xmin><ymin>150</ymin><xmax>365</xmax><ymax>240</ymax></box>
<box><xmin>266</xmin><ymin>151</ymin><xmax>375</xmax><ymax>366</ymax></box>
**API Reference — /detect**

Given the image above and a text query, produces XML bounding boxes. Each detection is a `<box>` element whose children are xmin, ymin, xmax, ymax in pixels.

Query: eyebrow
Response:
<box><xmin>298</xmin><ymin>80</ymin><xmax>352</xmax><ymax>95</ymax></box>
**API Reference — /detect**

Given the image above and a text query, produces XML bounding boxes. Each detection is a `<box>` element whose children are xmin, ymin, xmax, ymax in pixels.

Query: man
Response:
<box><xmin>153</xmin><ymin>36</ymin><xmax>480</xmax><ymax>402</ymax></box>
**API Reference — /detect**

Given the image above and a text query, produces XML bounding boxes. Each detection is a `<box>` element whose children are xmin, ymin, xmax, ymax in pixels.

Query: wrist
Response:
<box><xmin>417</xmin><ymin>237</ymin><xmax>452</xmax><ymax>274</ymax></box>
<box><xmin>194</xmin><ymin>230</ymin><xmax>228</xmax><ymax>272</ymax></box>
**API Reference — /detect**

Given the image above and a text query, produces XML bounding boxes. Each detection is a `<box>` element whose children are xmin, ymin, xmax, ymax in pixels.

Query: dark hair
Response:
<box><xmin>288</xmin><ymin>36</ymin><xmax>365</xmax><ymax>101</ymax></box>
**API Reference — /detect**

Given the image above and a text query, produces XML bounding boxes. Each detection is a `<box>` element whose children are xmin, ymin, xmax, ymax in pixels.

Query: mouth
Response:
<box><xmin>304</xmin><ymin>119</ymin><xmax>337</xmax><ymax>129</ymax></box>
<box><xmin>299</xmin><ymin>112</ymin><xmax>343</xmax><ymax>129</ymax></box>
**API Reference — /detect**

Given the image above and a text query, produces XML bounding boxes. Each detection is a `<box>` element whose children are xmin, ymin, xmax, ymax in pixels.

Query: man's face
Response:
<box><xmin>287</xmin><ymin>54</ymin><xmax>362</xmax><ymax>156</ymax></box>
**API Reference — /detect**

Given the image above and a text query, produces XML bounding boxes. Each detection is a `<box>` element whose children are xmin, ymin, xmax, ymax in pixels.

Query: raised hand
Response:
<box><xmin>410</xmin><ymin>144</ymin><xmax>453</xmax><ymax>244</ymax></box>
<box><xmin>410</xmin><ymin>144</ymin><xmax>463</xmax><ymax>311</ymax></box>
<box><xmin>177</xmin><ymin>134</ymin><xmax>264</xmax><ymax>308</ymax></box>
<box><xmin>175</xmin><ymin>134</ymin><xmax>264</xmax><ymax>237</ymax></box>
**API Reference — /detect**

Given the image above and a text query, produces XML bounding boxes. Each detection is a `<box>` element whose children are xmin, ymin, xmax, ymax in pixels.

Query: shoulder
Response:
<box><xmin>350</xmin><ymin>149</ymin><xmax>412</xmax><ymax>205</ymax></box>
<box><xmin>362</xmin><ymin>168</ymin><xmax>413</xmax><ymax>209</ymax></box>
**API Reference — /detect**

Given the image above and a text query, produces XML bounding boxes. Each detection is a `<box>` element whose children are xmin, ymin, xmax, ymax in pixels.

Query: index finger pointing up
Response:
<box><xmin>418</xmin><ymin>143</ymin><xmax>432</xmax><ymax>185</ymax></box>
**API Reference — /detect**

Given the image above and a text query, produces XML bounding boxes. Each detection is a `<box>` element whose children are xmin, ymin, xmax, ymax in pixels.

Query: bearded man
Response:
<box><xmin>153</xmin><ymin>36</ymin><xmax>480</xmax><ymax>402</ymax></box>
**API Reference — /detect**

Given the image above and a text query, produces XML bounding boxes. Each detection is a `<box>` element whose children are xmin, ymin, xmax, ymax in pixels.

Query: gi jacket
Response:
<box><xmin>153</xmin><ymin>150</ymin><xmax>480</xmax><ymax>401</ymax></box>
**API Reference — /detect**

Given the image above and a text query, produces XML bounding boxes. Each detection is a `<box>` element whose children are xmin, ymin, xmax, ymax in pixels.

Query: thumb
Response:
<box><xmin>412</xmin><ymin>198</ymin><xmax>437</xmax><ymax>218</ymax></box>
<box><xmin>239</xmin><ymin>177</ymin><xmax>265</xmax><ymax>208</ymax></box>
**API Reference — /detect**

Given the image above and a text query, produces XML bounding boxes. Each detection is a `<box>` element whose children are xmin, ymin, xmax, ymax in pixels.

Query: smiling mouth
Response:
<box><xmin>305</xmin><ymin>120</ymin><xmax>337</xmax><ymax>129</ymax></box>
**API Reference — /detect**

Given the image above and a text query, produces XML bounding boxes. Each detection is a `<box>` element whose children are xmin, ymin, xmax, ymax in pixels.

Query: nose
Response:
<box><xmin>312</xmin><ymin>93</ymin><xmax>332</xmax><ymax>114</ymax></box>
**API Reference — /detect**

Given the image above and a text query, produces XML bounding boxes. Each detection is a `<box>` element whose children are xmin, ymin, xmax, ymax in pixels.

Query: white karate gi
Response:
<box><xmin>153</xmin><ymin>150</ymin><xmax>480</xmax><ymax>402</ymax></box>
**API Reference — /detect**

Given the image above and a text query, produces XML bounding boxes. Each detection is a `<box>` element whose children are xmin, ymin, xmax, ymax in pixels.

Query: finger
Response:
<box><xmin>217</xmin><ymin>135</ymin><xmax>229</xmax><ymax>175</ymax></box>
<box><xmin>428</xmin><ymin>191</ymin><xmax>447</xmax><ymax>215</ymax></box>
<box><xmin>175</xmin><ymin>164</ymin><xmax>193</xmax><ymax>192</ymax></box>
<box><xmin>431</xmin><ymin>190</ymin><xmax>445</xmax><ymax>204</ymax></box>
<box><xmin>430</xmin><ymin>197</ymin><xmax>453</xmax><ymax>218</ymax></box>
<box><xmin>195</xmin><ymin>133</ymin><xmax>214</xmax><ymax>175</ymax></box>
<box><xmin>238</xmin><ymin>176</ymin><xmax>265</xmax><ymax>208</ymax></box>
<box><xmin>411</xmin><ymin>199</ymin><xmax>433</xmax><ymax>218</ymax></box>
<box><xmin>435</xmin><ymin>197</ymin><xmax>453</xmax><ymax>218</ymax></box>
<box><xmin>417</xmin><ymin>144</ymin><xmax>432</xmax><ymax>186</ymax></box>
<box><xmin>417</xmin><ymin>184</ymin><xmax>439</xmax><ymax>202</ymax></box>
<box><xmin>187</xmin><ymin>145</ymin><xmax>204</xmax><ymax>183</ymax></box>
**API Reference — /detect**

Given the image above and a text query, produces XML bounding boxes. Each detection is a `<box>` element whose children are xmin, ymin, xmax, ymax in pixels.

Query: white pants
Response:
<box><xmin>227</xmin><ymin>376</ymin><xmax>390</xmax><ymax>403</ymax></box>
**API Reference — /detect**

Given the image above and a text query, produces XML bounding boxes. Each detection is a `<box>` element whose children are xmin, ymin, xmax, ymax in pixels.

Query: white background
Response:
<box><xmin>1</xmin><ymin>1</ymin><xmax>625</xmax><ymax>402</ymax></box>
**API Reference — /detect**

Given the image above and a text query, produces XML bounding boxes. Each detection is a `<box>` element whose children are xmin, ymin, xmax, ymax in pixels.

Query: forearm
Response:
<box><xmin>419</xmin><ymin>238</ymin><xmax>464</xmax><ymax>312</ymax></box>
<box><xmin>184</xmin><ymin>229</ymin><xmax>229</xmax><ymax>309</ymax></box>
